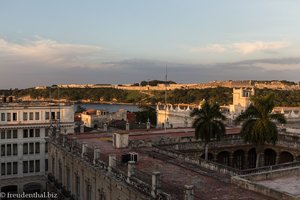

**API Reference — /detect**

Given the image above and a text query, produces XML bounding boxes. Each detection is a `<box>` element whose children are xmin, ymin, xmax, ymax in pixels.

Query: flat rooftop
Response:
<box><xmin>66</xmin><ymin>128</ymin><xmax>272</xmax><ymax>199</ymax></box>
<box><xmin>0</xmin><ymin>101</ymin><xmax>73</xmax><ymax>108</ymax></box>
<box><xmin>256</xmin><ymin>175</ymin><xmax>300</xmax><ymax>196</ymax></box>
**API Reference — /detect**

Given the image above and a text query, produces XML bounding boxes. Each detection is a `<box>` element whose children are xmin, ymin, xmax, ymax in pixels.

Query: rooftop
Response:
<box><xmin>66</xmin><ymin>128</ymin><xmax>272</xmax><ymax>199</ymax></box>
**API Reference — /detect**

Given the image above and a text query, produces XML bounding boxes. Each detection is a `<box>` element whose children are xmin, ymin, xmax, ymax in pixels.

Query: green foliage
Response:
<box><xmin>152</xmin><ymin>87</ymin><xmax>232</xmax><ymax>105</ymax></box>
<box><xmin>140</xmin><ymin>80</ymin><xmax>176</xmax><ymax>86</ymax></box>
<box><xmin>234</xmin><ymin>94</ymin><xmax>286</xmax><ymax>145</ymax></box>
<box><xmin>190</xmin><ymin>101</ymin><xmax>226</xmax><ymax>143</ymax></box>
<box><xmin>134</xmin><ymin>105</ymin><xmax>157</xmax><ymax>125</ymax></box>
<box><xmin>3</xmin><ymin>86</ymin><xmax>300</xmax><ymax>107</ymax></box>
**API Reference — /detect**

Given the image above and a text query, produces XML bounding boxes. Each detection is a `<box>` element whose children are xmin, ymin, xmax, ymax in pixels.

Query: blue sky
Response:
<box><xmin>1</xmin><ymin>0</ymin><xmax>300</xmax><ymax>88</ymax></box>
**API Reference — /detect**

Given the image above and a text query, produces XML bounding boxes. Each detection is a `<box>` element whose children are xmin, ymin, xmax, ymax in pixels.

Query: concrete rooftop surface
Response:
<box><xmin>67</xmin><ymin>129</ymin><xmax>273</xmax><ymax>199</ymax></box>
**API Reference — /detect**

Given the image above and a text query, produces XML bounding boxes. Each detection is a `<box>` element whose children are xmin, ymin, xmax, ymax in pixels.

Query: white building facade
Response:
<box><xmin>0</xmin><ymin>101</ymin><xmax>74</xmax><ymax>194</ymax></box>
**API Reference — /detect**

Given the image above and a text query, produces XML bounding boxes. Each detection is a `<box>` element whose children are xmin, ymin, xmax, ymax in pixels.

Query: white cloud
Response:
<box><xmin>189</xmin><ymin>44</ymin><xmax>226</xmax><ymax>53</ymax></box>
<box><xmin>0</xmin><ymin>38</ymin><xmax>104</xmax><ymax>67</ymax></box>
<box><xmin>185</xmin><ymin>41</ymin><xmax>290</xmax><ymax>55</ymax></box>
<box><xmin>232</xmin><ymin>41</ymin><xmax>290</xmax><ymax>54</ymax></box>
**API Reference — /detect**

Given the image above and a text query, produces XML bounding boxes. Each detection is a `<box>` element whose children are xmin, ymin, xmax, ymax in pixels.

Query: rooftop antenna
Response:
<box><xmin>164</xmin><ymin>65</ymin><xmax>168</xmax><ymax>131</ymax></box>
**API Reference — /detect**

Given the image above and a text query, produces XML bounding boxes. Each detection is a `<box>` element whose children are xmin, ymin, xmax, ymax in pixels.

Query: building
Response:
<box><xmin>81</xmin><ymin>109</ymin><xmax>127</xmax><ymax>128</ymax></box>
<box><xmin>48</xmin><ymin>128</ymin><xmax>275</xmax><ymax>200</ymax></box>
<box><xmin>229</xmin><ymin>87</ymin><xmax>254</xmax><ymax>115</ymax></box>
<box><xmin>156</xmin><ymin>104</ymin><xmax>195</xmax><ymax>128</ymax></box>
<box><xmin>0</xmin><ymin>99</ymin><xmax>74</xmax><ymax>194</ymax></box>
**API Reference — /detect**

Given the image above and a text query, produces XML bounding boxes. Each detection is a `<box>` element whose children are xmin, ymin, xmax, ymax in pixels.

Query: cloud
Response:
<box><xmin>1</xmin><ymin>56</ymin><xmax>300</xmax><ymax>89</ymax></box>
<box><xmin>232</xmin><ymin>41</ymin><xmax>290</xmax><ymax>54</ymax></box>
<box><xmin>188</xmin><ymin>44</ymin><xmax>226</xmax><ymax>53</ymax></box>
<box><xmin>185</xmin><ymin>41</ymin><xmax>290</xmax><ymax>55</ymax></box>
<box><xmin>0</xmin><ymin>37</ymin><xmax>298</xmax><ymax>88</ymax></box>
<box><xmin>0</xmin><ymin>38</ymin><xmax>104</xmax><ymax>67</ymax></box>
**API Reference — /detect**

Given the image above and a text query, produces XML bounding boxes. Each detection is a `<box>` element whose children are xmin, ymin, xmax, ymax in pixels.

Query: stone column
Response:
<box><xmin>126</xmin><ymin>121</ymin><xmax>130</xmax><ymax>131</ymax></box>
<box><xmin>146</xmin><ymin>118</ymin><xmax>151</xmax><ymax>130</ymax></box>
<box><xmin>229</xmin><ymin>153</ymin><xmax>233</xmax><ymax>167</ymax></box>
<box><xmin>103</xmin><ymin>123</ymin><xmax>108</xmax><ymax>132</ymax></box>
<box><xmin>184</xmin><ymin>185</ymin><xmax>194</xmax><ymax>200</ymax></box>
<box><xmin>93</xmin><ymin>148</ymin><xmax>100</xmax><ymax>165</ymax></box>
<box><xmin>244</xmin><ymin>152</ymin><xmax>248</xmax><ymax>169</ymax></box>
<box><xmin>127</xmin><ymin>161</ymin><xmax>135</xmax><ymax>183</ymax></box>
<box><xmin>81</xmin><ymin>143</ymin><xmax>87</xmax><ymax>158</ymax></box>
<box><xmin>108</xmin><ymin>154</ymin><xmax>116</xmax><ymax>172</ymax></box>
<box><xmin>62</xmin><ymin>135</ymin><xmax>66</xmax><ymax>147</ymax></box>
<box><xmin>275</xmin><ymin>152</ymin><xmax>280</xmax><ymax>165</ymax></box>
<box><xmin>151</xmin><ymin>171</ymin><xmax>161</xmax><ymax>198</ymax></box>
<box><xmin>80</xmin><ymin>124</ymin><xmax>84</xmax><ymax>133</ymax></box>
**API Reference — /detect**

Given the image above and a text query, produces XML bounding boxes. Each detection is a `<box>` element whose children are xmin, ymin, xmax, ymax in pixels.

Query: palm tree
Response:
<box><xmin>190</xmin><ymin>101</ymin><xmax>226</xmax><ymax>160</ymax></box>
<box><xmin>234</xmin><ymin>94</ymin><xmax>286</xmax><ymax>167</ymax></box>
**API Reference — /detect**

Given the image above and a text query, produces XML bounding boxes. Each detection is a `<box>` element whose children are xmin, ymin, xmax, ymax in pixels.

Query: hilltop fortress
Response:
<box><xmin>35</xmin><ymin>80</ymin><xmax>300</xmax><ymax>91</ymax></box>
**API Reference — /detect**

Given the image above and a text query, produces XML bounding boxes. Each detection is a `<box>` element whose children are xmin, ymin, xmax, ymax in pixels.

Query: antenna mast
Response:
<box><xmin>164</xmin><ymin>65</ymin><xmax>168</xmax><ymax>131</ymax></box>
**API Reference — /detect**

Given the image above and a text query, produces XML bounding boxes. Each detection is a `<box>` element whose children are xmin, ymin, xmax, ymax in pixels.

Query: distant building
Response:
<box><xmin>156</xmin><ymin>104</ymin><xmax>196</xmax><ymax>128</ymax></box>
<box><xmin>0</xmin><ymin>98</ymin><xmax>74</xmax><ymax>194</ymax></box>
<box><xmin>81</xmin><ymin>109</ymin><xmax>128</xmax><ymax>128</ymax></box>
<box><xmin>229</xmin><ymin>88</ymin><xmax>254</xmax><ymax>115</ymax></box>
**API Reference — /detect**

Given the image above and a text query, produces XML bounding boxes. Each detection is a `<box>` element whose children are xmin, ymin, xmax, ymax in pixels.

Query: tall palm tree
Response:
<box><xmin>234</xmin><ymin>94</ymin><xmax>286</xmax><ymax>167</ymax></box>
<box><xmin>190</xmin><ymin>101</ymin><xmax>226</xmax><ymax>160</ymax></box>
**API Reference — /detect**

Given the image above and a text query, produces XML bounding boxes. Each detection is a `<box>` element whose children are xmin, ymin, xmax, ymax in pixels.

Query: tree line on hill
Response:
<box><xmin>132</xmin><ymin>80</ymin><xmax>176</xmax><ymax>86</ymax></box>
<box><xmin>1</xmin><ymin>87</ymin><xmax>300</xmax><ymax>106</ymax></box>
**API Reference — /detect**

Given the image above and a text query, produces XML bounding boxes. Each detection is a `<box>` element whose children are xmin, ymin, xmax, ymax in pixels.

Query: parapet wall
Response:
<box><xmin>232</xmin><ymin>167</ymin><xmax>300</xmax><ymax>200</ymax></box>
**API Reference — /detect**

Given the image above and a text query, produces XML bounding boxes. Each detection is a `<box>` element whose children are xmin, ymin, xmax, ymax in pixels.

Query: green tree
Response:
<box><xmin>234</xmin><ymin>94</ymin><xmax>286</xmax><ymax>167</ymax></box>
<box><xmin>190</xmin><ymin>101</ymin><xmax>226</xmax><ymax>160</ymax></box>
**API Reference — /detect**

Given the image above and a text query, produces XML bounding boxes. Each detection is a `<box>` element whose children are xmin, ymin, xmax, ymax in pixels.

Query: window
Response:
<box><xmin>7</xmin><ymin>163</ymin><xmax>11</xmax><ymax>175</ymax></box>
<box><xmin>13</xmin><ymin>130</ymin><xmax>17</xmax><ymax>139</ymax></box>
<box><xmin>23</xmin><ymin>129</ymin><xmax>28</xmax><ymax>138</ymax></box>
<box><xmin>23</xmin><ymin>143</ymin><xmax>28</xmax><ymax>155</ymax></box>
<box><xmin>45</xmin><ymin>128</ymin><xmax>49</xmax><ymax>137</ymax></box>
<box><xmin>23</xmin><ymin>161</ymin><xmax>28</xmax><ymax>173</ymax></box>
<box><xmin>1</xmin><ymin>163</ymin><xmax>6</xmax><ymax>175</ymax></box>
<box><xmin>35</xmin><ymin>160</ymin><xmax>40</xmax><ymax>172</ymax></box>
<box><xmin>58</xmin><ymin>161</ymin><xmax>62</xmax><ymax>182</ymax></box>
<box><xmin>29</xmin><ymin>112</ymin><xmax>33</xmax><ymax>120</ymax></box>
<box><xmin>45</xmin><ymin>159</ymin><xmax>48</xmax><ymax>171</ymax></box>
<box><xmin>66</xmin><ymin>167</ymin><xmax>70</xmax><ymax>190</ymax></box>
<box><xmin>6</xmin><ymin>144</ymin><xmax>11</xmax><ymax>156</ymax></box>
<box><xmin>52</xmin><ymin>157</ymin><xmax>55</xmax><ymax>174</ymax></box>
<box><xmin>45</xmin><ymin>112</ymin><xmax>50</xmax><ymax>120</ymax></box>
<box><xmin>86</xmin><ymin>184</ymin><xmax>92</xmax><ymax>200</ymax></box>
<box><xmin>12</xmin><ymin>113</ymin><xmax>17</xmax><ymax>121</ymax></box>
<box><xmin>35</xmin><ymin>112</ymin><xmax>40</xmax><ymax>120</ymax></box>
<box><xmin>76</xmin><ymin>175</ymin><xmax>80</xmax><ymax>198</ymax></box>
<box><xmin>45</xmin><ymin>142</ymin><xmax>48</xmax><ymax>153</ymax></box>
<box><xmin>1</xmin><ymin>131</ymin><xmax>5</xmax><ymax>139</ymax></box>
<box><xmin>7</xmin><ymin>130</ymin><xmax>11</xmax><ymax>139</ymax></box>
<box><xmin>13</xmin><ymin>162</ymin><xmax>17</xmax><ymax>174</ymax></box>
<box><xmin>29</xmin><ymin>129</ymin><xmax>34</xmax><ymax>137</ymax></box>
<box><xmin>29</xmin><ymin>143</ymin><xmax>34</xmax><ymax>154</ymax></box>
<box><xmin>35</xmin><ymin>143</ymin><xmax>40</xmax><ymax>154</ymax></box>
<box><xmin>1</xmin><ymin>113</ymin><xmax>5</xmax><ymax>121</ymax></box>
<box><xmin>29</xmin><ymin>160</ymin><xmax>34</xmax><ymax>173</ymax></box>
<box><xmin>23</xmin><ymin>112</ymin><xmax>28</xmax><ymax>121</ymax></box>
<box><xmin>51</xmin><ymin>112</ymin><xmax>55</xmax><ymax>120</ymax></box>
<box><xmin>35</xmin><ymin>129</ymin><xmax>40</xmax><ymax>137</ymax></box>
<box><xmin>57</xmin><ymin>112</ymin><xmax>60</xmax><ymax>120</ymax></box>
<box><xmin>7</xmin><ymin>113</ymin><xmax>11</xmax><ymax>122</ymax></box>
<box><xmin>13</xmin><ymin>144</ymin><xmax>17</xmax><ymax>156</ymax></box>
<box><xmin>1</xmin><ymin>145</ymin><xmax>5</xmax><ymax>156</ymax></box>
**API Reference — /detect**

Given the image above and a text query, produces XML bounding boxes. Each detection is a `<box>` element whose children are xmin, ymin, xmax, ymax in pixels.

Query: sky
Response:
<box><xmin>1</xmin><ymin>0</ymin><xmax>300</xmax><ymax>88</ymax></box>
